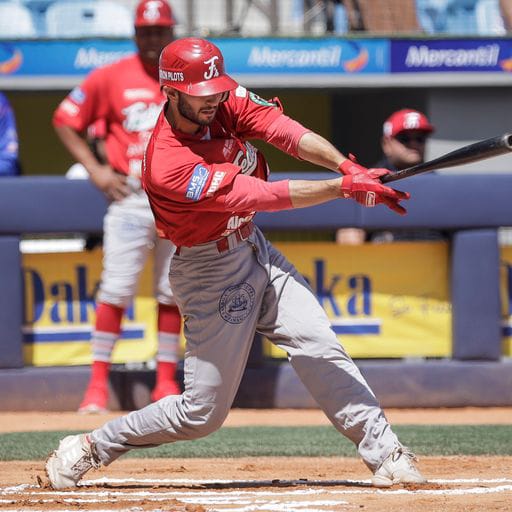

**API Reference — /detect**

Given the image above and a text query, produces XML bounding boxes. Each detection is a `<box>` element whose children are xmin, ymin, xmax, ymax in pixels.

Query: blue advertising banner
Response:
<box><xmin>4</xmin><ymin>37</ymin><xmax>512</xmax><ymax>86</ymax></box>
<box><xmin>218</xmin><ymin>38</ymin><xmax>388</xmax><ymax>74</ymax></box>
<box><xmin>0</xmin><ymin>40</ymin><xmax>135</xmax><ymax>76</ymax></box>
<box><xmin>391</xmin><ymin>39</ymin><xmax>512</xmax><ymax>73</ymax></box>
<box><xmin>0</xmin><ymin>38</ymin><xmax>388</xmax><ymax>78</ymax></box>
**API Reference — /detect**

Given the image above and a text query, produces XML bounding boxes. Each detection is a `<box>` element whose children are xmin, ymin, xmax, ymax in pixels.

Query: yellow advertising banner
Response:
<box><xmin>268</xmin><ymin>241</ymin><xmax>452</xmax><ymax>359</ymax></box>
<box><xmin>23</xmin><ymin>241</ymin><xmax>454</xmax><ymax>366</ymax></box>
<box><xmin>23</xmin><ymin>249</ymin><xmax>159</xmax><ymax>366</ymax></box>
<box><xmin>500</xmin><ymin>246</ymin><xmax>512</xmax><ymax>356</ymax></box>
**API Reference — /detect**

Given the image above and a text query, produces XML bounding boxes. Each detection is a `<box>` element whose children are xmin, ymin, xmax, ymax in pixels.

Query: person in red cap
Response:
<box><xmin>336</xmin><ymin>108</ymin><xmax>438</xmax><ymax>244</ymax></box>
<box><xmin>45</xmin><ymin>37</ymin><xmax>425</xmax><ymax>491</ymax></box>
<box><xmin>369</xmin><ymin>108</ymin><xmax>445</xmax><ymax>242</ymax></box>
<box><xmin>378</xmin><ymin>108</ymin><xmax>434</xmax><ymax>172</ymax></box>
<box><xmin>52</xmin><ymin>0</ymin><xmax>182</xmax><ymax>414</ymax></box>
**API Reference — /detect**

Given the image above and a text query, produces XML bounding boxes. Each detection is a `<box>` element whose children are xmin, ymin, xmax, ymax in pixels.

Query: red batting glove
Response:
<box><xmin>340</xmin><ymin>174</ymin><xmax>410</xmax><ymax>215</ymax></box>
<box><xmin>338</xmin><ymin>154</ymin><xmax>391</xmax><ymax>180</ymax></box>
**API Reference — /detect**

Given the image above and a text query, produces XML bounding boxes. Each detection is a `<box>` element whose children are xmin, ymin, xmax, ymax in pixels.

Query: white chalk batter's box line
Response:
<box><xmin>2</xmin><ymin>477</ymin><xmax>512</xmax><ymax>510</ymax></box>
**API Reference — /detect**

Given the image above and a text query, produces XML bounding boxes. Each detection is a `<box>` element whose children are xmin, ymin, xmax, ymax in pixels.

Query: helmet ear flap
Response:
<box><xmin>220</xmin><ymin>91</ymin><xmax>229</xmax><ymax>103</ymax></box>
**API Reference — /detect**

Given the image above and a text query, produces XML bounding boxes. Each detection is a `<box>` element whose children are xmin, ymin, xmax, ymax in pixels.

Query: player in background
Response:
<box><xmin>52</xmin><ymin>0</ymin><xmax>182</xmax><ymax>413</ymax></box>
<box><xmin>377</xmin><ymin>108</ymin><xmax>434</xmax><ymax>172</ymax></box>
<box><xmin>45</xmin><ymin>38</ymin><xmax>425</xmax><ymax>489</ymax></box>
<box><xmin>0</xmin><ymin>92</ymin><xmax>21</xmax><ymax>176</ymax></box>
<box><xmin>369</xmin><ymin>108</ymin><xmax>445</xmax><ymax>242</ymax></box>
<box><xmin>336</xmin><ymin>108</ymin><xmax>438</xmax><ymax>244</ymax></box>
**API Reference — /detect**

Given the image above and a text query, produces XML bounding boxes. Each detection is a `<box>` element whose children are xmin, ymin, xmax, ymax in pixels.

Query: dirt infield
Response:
<box><xmin>1</xmin><ymin>408</ymin><xmax>512</xmax><ymax>511</ymax></box>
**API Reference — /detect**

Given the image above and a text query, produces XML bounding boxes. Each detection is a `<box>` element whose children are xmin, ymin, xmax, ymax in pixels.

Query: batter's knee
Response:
<box><xmin>162</xmin><ymin>395</ymin><xmax>229</xmax><ymax>440</ymax></box>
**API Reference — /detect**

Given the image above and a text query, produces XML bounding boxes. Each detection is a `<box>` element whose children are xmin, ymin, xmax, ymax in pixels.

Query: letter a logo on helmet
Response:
<box><xmin>159</xmin><ymin>38</ymin><xmax>238</xmax><ymax>97</ymax></box>
<box><xmin>203</xmin><ymin>56</ymin><xmax>220</xmax><ymax>80</ymax></box>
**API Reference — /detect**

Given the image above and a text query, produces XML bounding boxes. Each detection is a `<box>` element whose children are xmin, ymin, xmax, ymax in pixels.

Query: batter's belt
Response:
<box><xmin>175</xmin><ymin>222</ymin><xmax>254</xmax><ymax>256</ymax></box>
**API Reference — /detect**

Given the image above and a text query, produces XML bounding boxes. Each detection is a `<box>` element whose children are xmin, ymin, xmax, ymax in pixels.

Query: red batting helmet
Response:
<box><xmin>159</xmin><ymin>38</ymin><xmax>238</xmax><ymax>96</ymax></box>
<box><xmin>134</xmin><ymin>0</ymin><xmax>175</xmax><ymax>28</ymax></box>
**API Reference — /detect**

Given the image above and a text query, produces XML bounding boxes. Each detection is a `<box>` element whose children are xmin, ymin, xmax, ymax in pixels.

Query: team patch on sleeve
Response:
<box><xmin>235</xmin><ymin>85</ymin><xmax>247</xmax><ymax>97</ymax></box>
<box><xmin>69</xmin><ymin>87</ymin><xmax>86</xmax><ymax>104</ymax></box>
<box><xmin>60</xmin><ymin>99</ymin><xmax>79</xmax><ymax>116</ymax></box>
<box><xmin>248</xmin><ymin>91</ymin><xmax>278</xmax><ymax>108</ymax></box>
<box><xmin>185</xmin><ymin>164</ymin><xmax>210</xmax><ymax>201</ymax></box>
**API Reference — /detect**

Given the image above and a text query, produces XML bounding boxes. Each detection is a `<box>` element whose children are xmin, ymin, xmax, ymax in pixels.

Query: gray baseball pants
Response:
<box><xmin>91</xmin><ymin>224</ymin><xmax>399</xmax><ymax>472</ymax></box>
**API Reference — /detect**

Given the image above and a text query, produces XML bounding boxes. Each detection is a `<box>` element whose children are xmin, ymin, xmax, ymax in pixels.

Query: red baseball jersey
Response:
<box><xmin>143</xmin><ymin>87</ymin><xmax>309</xmax><ymax>247</ymax></box>
<box><xmin>53</xmin><ymin>54</ymin><xmax>164</xmax><ymax>177</ymax></box>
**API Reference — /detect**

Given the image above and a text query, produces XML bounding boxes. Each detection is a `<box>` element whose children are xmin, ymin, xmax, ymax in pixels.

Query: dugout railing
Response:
<box><xmin>1</xmin><ymin>173</ymin><xmax>511</xmax><ymax>409</ymax></box>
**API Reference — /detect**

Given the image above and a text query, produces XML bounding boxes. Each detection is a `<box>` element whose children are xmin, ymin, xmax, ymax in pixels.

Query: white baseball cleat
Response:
<box><xmin>372</xmin><ymin>446</ymin><xmax>427</xmax><ymax>487</ymax></box>
<box><xmin>45</xmin><ymin>434</ymin><xmax>100</xmax><ymax>489</ymax></box>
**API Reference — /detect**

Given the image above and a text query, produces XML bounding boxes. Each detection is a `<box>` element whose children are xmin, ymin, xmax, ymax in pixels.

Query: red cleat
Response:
<box><xmin>78</xmin><ymin>385</ymin><xmax>108</xmax><ymax>414</ymax></box>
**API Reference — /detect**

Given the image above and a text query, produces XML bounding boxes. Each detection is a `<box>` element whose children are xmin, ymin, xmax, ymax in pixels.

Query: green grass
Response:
<box><xmin>0</xmin><ymin>425</ymin><xmax>511</xmax><ymax>461</ymax></box>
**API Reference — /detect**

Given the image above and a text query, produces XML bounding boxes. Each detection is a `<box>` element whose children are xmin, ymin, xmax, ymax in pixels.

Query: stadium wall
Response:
<box><xmin>1</xmin><ymin>174</ymin><xmax>512</xmax><ymax>409</ymax></box>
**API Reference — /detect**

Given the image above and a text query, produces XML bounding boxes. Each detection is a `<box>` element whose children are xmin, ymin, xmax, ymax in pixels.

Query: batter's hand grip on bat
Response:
<box><xmin>381</xmin><ymin>133</ymin><xmax>512</xmax><ymax>183</ymax></box>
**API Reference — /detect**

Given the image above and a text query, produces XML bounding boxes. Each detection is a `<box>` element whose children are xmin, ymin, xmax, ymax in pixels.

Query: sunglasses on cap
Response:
<box><xmin>395</xmin><ymin>133</ymin><xmax>428</xmax><ymax>144</ymax></box>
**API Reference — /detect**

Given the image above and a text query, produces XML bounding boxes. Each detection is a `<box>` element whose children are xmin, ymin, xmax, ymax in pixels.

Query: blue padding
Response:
<box><xmin>0</xmin><ymin>237</ymin><xmax>23</xmax><ymax>368</ymax></box>
<box><xmin>0</xmin><ymin>177</ymin><xmax>107</xmax><ymax>233</ymax></box>
<box><xmin>256</xmin><ymin>200</ymin><xmax>360</xmax><ymax>230</ymax></box>
<box><xmin>274</xmin><ymin>360</ymin><xmax>512</xmax><ymax>408</ymax></box>
<box><xmin>2</xmin><ymin>173</ymin><xmax>512</xmax><ymax>233</ymax></box>
<box><xmin>451</xmin><ymin>229</ymin><xmax>502</xmax><ymax>360</ymax></box>
<box><xmin>264</xmin><ymin>173</ymin><xmax>512</xmax><ymax>230</ymax></box>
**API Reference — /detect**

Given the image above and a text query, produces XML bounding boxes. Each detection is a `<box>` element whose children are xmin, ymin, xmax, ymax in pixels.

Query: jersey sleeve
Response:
<box><xmin>223</xmin><ymin>86</ymin><xmax>284</xmax><ymax>140</ymax></box>
<box><xmin>223</xmin><ymin>87</ymin><xmax>310</xmax><ymax>158</ymax></box>
<box><xmin>53</xmin><ymin>67</ymin><xmax>108</xmax><ymax>132</ymax></box>
<box><xmin>146</xmin><ymin>152</ymin><xmax>292</xmax><ymax>214</ymax></box>
<box><xmin>144</xmin><ymin>137</ymin><xmax>242</xmax><ymax>209</ymax></box>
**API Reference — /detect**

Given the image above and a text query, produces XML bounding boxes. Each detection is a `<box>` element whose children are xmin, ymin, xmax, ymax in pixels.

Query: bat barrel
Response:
<box><xmin>382</xmin><ymin>132</ymin><xmax>512</xmax><ymax>183</ymax></box>
<box><xmin>503</xmin><ymin>133</ymin><xmax>512</xmax><ymax>149</ymax></box>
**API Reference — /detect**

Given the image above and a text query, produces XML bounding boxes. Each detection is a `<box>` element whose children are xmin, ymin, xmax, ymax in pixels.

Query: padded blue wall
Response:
<box><xmin>0</xmin><ymin>174</ymin><xmax>511</xmax><ymax>367</ymax></box>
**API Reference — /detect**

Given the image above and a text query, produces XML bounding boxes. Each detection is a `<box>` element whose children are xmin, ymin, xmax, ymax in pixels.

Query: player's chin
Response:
<box><xmin>199</xmin><ymin>109</ymin><xmax>217</xmax><ymax>123</ymax></box>
<box><xmin>403</xmin><ymin>152</ymin><xmax>423</xmax><ymax>166</ymax></box>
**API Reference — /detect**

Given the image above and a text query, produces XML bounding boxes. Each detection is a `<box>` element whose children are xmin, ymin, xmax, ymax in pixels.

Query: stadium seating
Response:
<box><xmin>1</xmin><ymin>0</ymin><xmax>508</xmax><ymax>39</ymax></box>
<box><xmin>416</xmin><ymin>0</ymin><xmax>506</xmax><ymax>34</ymax></box>
<box><xmin>475</xmin><ymin>0</ymin><xmax>506</xmax><ymax>34</ymax></box>
<box><xmin>45</xmin><ymin>0</ymin><xmax>134</xmax><ymax>38</ymax></box>
<box><xmin>0</xmin><ymin>2</ymin><xmax>38</xmax><ymax>38</ymax></box>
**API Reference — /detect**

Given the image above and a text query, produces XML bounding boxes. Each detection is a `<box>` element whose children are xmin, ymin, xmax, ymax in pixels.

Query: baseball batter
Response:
<box><xmin>52</xmin><ymin>0</ymin><xmax>182</xmax><ymax>412</ymax></box>
<box><xmin>46</xmin><ymin>38</ymin><xmax>425</xmax><ymax>489</ymax></box>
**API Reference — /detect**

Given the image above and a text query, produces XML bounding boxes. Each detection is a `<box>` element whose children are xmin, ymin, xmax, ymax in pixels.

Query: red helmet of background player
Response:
<box><xmin>383</xmin><ymin>109</ymin><xmax>434</xmax><ymax>137</ymax></box>
<box><xmin>159</xmin><ymin>37</ymin><xmax>238</xmax><ymax>96</ymax></box>
<box><xmin>134</xmin><ymin>0</ymin><xmax>175</xmax><ymax>28</ymax></box>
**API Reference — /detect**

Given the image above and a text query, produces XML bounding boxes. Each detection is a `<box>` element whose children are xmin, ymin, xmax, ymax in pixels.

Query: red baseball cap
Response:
<box><xmin>134</xmin><ymin>0</ymin><xmax>175</xmax><ymax>27</ymax></box>
<box><xmin>383</xmin><ymin>109</ymin><xmax>434</xmax><ymax>137</ymax></box>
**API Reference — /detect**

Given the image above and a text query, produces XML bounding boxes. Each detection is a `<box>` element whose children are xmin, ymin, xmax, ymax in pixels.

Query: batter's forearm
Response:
<box><xmin>221</xmin><ymin>174</ymin><xmax>343</xmax><ymax>211</ymax></box>
<box><xmin>297</xmin><ymin>132</ymin><xmax>347</xmax><ymax>173</ymax></box>
<box><xmin>288</xmin><ymin>177</ymin><xmax>343</xmax><ymax>208</ymax></box>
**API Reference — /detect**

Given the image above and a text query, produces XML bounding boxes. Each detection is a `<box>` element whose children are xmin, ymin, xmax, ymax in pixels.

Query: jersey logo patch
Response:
<box><xmin>235</xmin><ymin>85</ymin><xmax>247</xmax><ymax>97</ymax></box>
<box><xmin>124</xmin><ymin>88</ymin><xmax>155</xmax><ymax>100</ymax></box>
<box><xmin>186</xmin><ymin>164</ymin><xmax>209</xmax><ymax>201</ymax></box>
<box><xmin>219</xmin><ymin>282</ymin><xmax>255</xmax><ymax>324</ymax></box>
<box><xmin>69</xmin><ymin>87</ymin><xmax>85</xmax><ymax>104</ymax></box>
<box><xmin>249</xmin><ymin>91</ymin><xmax>277</xmax><ymax>108</ymax></box>
<box><xmin>60</xmin><ymin>99</ymin><xmax>79</xmax><ymax>116</ymax></box>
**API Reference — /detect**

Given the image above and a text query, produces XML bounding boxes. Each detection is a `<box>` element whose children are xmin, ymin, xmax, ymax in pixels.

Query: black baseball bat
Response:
<box><xmin>381</xmin><ymin>133</ymin><xmax>512</xmax><ymax>183</ymax></box>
